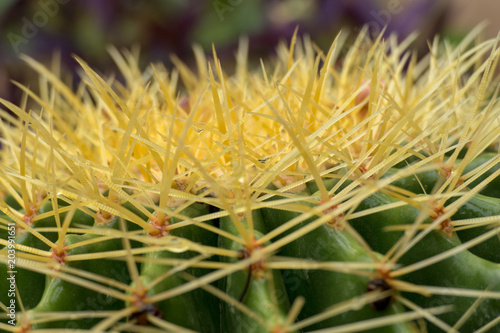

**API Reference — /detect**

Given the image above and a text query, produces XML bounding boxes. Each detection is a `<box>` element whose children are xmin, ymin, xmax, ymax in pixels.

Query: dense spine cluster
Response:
<box><xmin>1</xmin><ymin>28</ymin><xmax>500</xmax><ymax>332</ymax></box>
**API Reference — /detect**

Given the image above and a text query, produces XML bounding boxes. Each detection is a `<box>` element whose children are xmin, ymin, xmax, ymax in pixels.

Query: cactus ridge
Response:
<box><xmin>1</xmin><ymin>28</ymin><xmax>500</xmax><ymax>332</ymax></box>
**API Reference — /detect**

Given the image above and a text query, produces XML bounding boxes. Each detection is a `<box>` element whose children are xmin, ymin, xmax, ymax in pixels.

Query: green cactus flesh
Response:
<box><xmin>1</xmin><ymin>30</ymin><xmax>500</xmax><ymax>332</ymax></box>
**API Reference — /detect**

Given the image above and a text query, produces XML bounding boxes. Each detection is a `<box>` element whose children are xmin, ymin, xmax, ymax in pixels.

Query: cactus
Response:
<box><xmin>1</xmin><ymin>28</ymin><xmax>500</xmax><ymax>332</ymax></box>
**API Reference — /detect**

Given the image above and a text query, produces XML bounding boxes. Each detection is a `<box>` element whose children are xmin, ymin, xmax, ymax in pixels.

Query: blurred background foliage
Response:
<box><xmin>0</xmin><ymin>0</ymin><xmax>496</xmax><ymax>102</ymax></box>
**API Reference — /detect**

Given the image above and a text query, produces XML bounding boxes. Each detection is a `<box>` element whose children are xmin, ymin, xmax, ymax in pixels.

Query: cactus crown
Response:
<box><xmin>1</xmin><ymin>27</ymin><xmax>500</xmax><ymax>332</ymax></box>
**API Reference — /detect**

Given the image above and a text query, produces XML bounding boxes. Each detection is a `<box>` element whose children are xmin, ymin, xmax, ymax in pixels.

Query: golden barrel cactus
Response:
<box><xmin>1</xmin><ymin>28</ymin><xmax>500</xmax><ymax>332</ymax></box>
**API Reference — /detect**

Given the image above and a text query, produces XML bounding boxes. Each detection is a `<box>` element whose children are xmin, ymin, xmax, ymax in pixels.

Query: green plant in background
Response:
<box><xmin>0</xmin><ymin>27</ymin><xmax>500</xmax><ymax>332</ymax></box>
